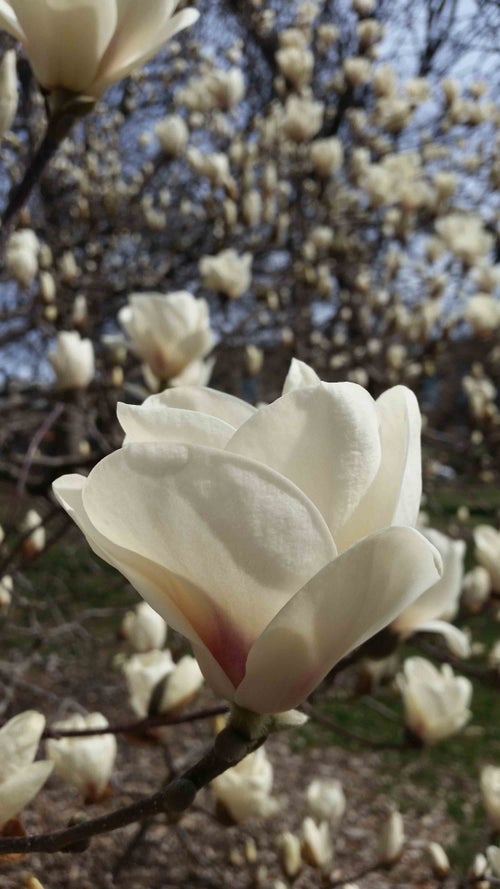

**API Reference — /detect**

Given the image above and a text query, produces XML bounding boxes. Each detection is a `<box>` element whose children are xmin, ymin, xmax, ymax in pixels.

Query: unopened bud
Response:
<box><xmin>427</xmin><ymin>842</ymin><xmax>450</xmax><ymax>878</ymax></box>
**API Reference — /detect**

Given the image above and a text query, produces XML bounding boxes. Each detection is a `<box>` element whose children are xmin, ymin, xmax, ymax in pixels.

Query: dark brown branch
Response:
<box><xmin>42</xmin><ymin>704</ymin><xmax>229</xmax><ymax>740</ymax></box>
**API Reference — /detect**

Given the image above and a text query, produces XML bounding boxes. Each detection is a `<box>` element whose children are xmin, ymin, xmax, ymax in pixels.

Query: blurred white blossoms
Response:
<box><xmin>119</xmin><ymin>291</ymin><xmax>214</xmax><ymax>389</ymax></box>
<box><xmin>0</xmin><ymin>575</ymin><xmax>13</xmax><ymax>615</ymax></box>
<box><xmin>0</xmin><ymin>49</ymin><xmax>17</xmax><ymax>138</ymax></box>
<box><xmin>306</xmin><ymin>779</ymin><xmax>345</xmax><ymax>829</ymax></box>
<box><xmin>211</xmin><ymin>746</ymin><xmax>279</xmax><ymax>823</ymax></box>
<box><xmin>481</xmin><ymin>765</ymin><xmax>500</xmax><ymax>831</ymax></box>
<box><xmin>199</xmin><ymin>249</ymin><xmax>253</xmax><ymax>299</ymax></box>
<box><xmin>461</xmin><ymin>566</ymin><xmax>491</xmax><ymax>613</ymax></box>
<box><xmin>0</xmin><ymin>0</ymin><xmax>198</xmax><ymax>99</ymax></box>
<box><xmin>46</xmin><ymin>712</ymin><xmax>117</xmax><ymax>803</ymax></box>
<box><xmin>398</xmin><ymin>657</ymin><xmax>472</xmax><ymax>744</ymax></box>
<box><xmin>435</xmin><ymin>213</ymin><xmax>494</xmax><ymax>265</ymax></box>
<box><xmin>121</xmin><ymin>601</ymin><xmax>167</xmax><ymax>653</ymax></box>
<box><xmin>0</xmin><ymin>711</ymin><xmax>53</xmax><ymax>829</ymax></box>
<box><xmin>474</xmin><ymin>526</ymin><xmax>500</xmax><ymax>592</ymax></box>
<box><xmin>48</xmin><ymin>331</ymin><xmax>95</xmax><ymax>391</ymax></box>
<box><xmin>53</xmin><ymin>358</ymin><xmax>441</xmax><ymax>715</ymax></box>
<box><xmin>391</xmin><ymin>528</ymin><xmax>468</xmax><ymax>657</ymax></box>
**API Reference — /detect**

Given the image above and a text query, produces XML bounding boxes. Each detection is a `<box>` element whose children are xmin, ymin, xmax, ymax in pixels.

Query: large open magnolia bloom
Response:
<box><xmin>53</xmin><ymin>359</ymin><xmax>441</xmax><ymax>714</ymax></box>
<box><xmin>0</xmin><ymin>0</ymin><xmax>198</xmax><ymax>98</ymax></box>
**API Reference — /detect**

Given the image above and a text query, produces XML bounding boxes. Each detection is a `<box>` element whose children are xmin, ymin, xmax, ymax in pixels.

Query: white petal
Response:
<box><xmin>282</xmin><ymin>358</ymin><xmax>321</xmax><ymax>394</ymax></box>
<box><xmin>410</xmin><ymin>620</ymin><xmax>471</xmax><ymax>659</ymax></box>
<box><xmin>0</xmin><ymin>760</ymin><xmax>53</xmax><ymax>826</ymax></box>
<box><xmin>0</xmin><ymin>711</ymin><xmax>45</xmax><ymax>782</ymax></box>
<box><xmin>55</xmin><ymin>445</ymin><xmax>335</xmax><ymax>691</ymax></box>
<box><xmin>335</xmin><ymin>386</ymin><xmax>422</xmax><ymax>550</ymax></box>
<box><xmin>117</xmin><ymin>402</ymin><xmax>235</xmax><ymax>448</ymax></box>
<box><xmin>227</xmin><ymin>383</ymin><xmax>381</xmax><ymax>539</ymax></box>
<box><xmin>10</xmin><ymin>0</ymin><xmax>117</xmax><ymax>93</ymax></box>
<box><xmin>235</xmin><ymin>527</ymin><xmax>442</xmax><ymax>713</ymax></box>
<box><xmin>0</xmin><ymin>1</ymin><xmax>25</xmax><ymax>40</ymax></box>
<box><xmin>95</xmin><ymin>4</ymin><xmax>198</xmax><ymax>93</ymax></box>
<box><xmin>140</xmin><ymin>386</ymin><xmax>256</xmax><ymax>427</ymax></box>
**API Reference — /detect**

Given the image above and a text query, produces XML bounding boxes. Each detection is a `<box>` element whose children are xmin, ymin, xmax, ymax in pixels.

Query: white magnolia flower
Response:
<box><xmin>53</xmin><ymin>358</ymin><xmax>441</xmax><ymax>716</ymax></box>
<box><xmin>378</xmin><ymin>810</ymin><xmax>404</xmax><ymax>865</ymax></box>
<box><xmin>398</xmin><ymin>657</ymin><xmax>472</xmax><ymax>744</ymax></box>
<box><xmin>282</xmin><ymin>95</ymin><xmax>324</xmax><ymax>142</ymax></box>
<box><xmin>301</xmin><ymin>817</ymin><xmax>333</xmax><ymax>871</ymax></box>
<box><xmin>199</xmin><ymin>249</ymin><xmax>252</xmax><ymax>299</ymax></box>
<box><xmin>5</xmin><ymin>228</ymin><xmax>39</xmax><ymax>287</ymax></box>
<box><xmin>481</xmin><ymin>766</ymin><xmax>500</xmax><ymax>831</ymax></box>
<box><xmin>46</xmin><ymin>712</ymin><xmax>117</xmax><ymax>803</ymax></box>
<box><xmin>212</xmin><ymin>746</ymin><xmax>279</xmax><ymax>823</ymax></box>
<box><xmin>119</xmin><ymin>291</ymin><xmax>214</xmax><ymax>387</ymax></box>
<box><xmin>310</xmin><ymin>137</ymin><xmax>344</xmax><ymax>177</ymax></box>
<box><xmin>392</xmin><ymin>528</ymin><xmax>468</xmax><ymax>657</ymax></box>
<box><xmin>122</xmin><ymin>649</ymin><xmax>174</xmax><ymax>718</ymax></box>
<box><xmin>0</xmin><ymin>711</ymin><xmax>53</xmax><ymax>827</ymax></box>
<box><xmin>461</xmin><ymin>566</ymin><xmax>491</xmax><ymax>613</ymax></box>
<box><xmin>474</xmin><ymin>526</ymin><xmax>500</xmax><ymax>592</ymax></box>
<box><xmin>121</xmin><ymin>601</ymin><xmax>167</xmax><ymax>653</ymax></box>
<box><xmin>0</xmin><ymin>0</ymin><xmax>198</xmax><ymax>99</ymax></box>
<box><xmin>0</xmin><ymin>49</ymin><xmax>17</xmax><ymax>137</ymax></box>
<box><xmin>306</xmin><ymin>779</ymin><xmax>345</xmax><ymax>829</ymax></box>
<box><xmin>427</xmin><ymin>842</ymin><xmax>450</xmax><ymax>878</ymax></box>
<box><xmin>48</xmin><ymin>331</ymin><xmax>95</xmax><ymax>390</ymax></box>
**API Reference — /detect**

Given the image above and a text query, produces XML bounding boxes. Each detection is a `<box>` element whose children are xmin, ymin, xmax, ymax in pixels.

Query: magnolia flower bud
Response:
<box><xmin>199</xmin><ymin>249</ymin><xmax>252</xmax><ymax>299</ymax></box>
<box><xmin>428</xmin><ymin>842</ymin><xmax>450</xmax><ymax>878</ymax></box>
<box><xmin>21</xmin><ymin>510</ymin><xmax>46</xmax><ymax>557</ymax></box>
<box><xmin>6</xmin><ymin>229</ymin><xmax>39</xmax><ymax>287</ymax></box>
<box><xmin>487</xmin><ymin>846</ymin><xmax>500</xmax><ymax>878</ymax></box>
<box><xmin>462</xmin><ymin>566</ymin><xmax>491</xmax><ymax>613</ymax></box>
<box><xmin>40</xmin><ymin>271</ymin><xmax>56</xmax><ymax>304</ymax></box>
<box><xmin>474</xmin><ymin>526</ymin><xmax>500</xmax><ymax>592</ymax></box>
<box><xmin>212</xmin><ymin>747</ymin><xmax>279</xmax><ymax>823</ymax></box>
<box><xmin>481</xmin><ymin>766</ymin><xmax>500</xmax><ymax>831</ymax></box>
<box><xmin>276</xmin><ymin>831</ymin><xmax>302</xmax><ymax>877</ymax></box>
<box><xmin>0</xmin><ymin>711</ymin><xmax>53</xmax><ymax>827</ymax></box>
<box><xmin>0</xmin><ymin>50</ymin><xmax>17</xmax><ymax>138</ymax></box>
<box><xmin>46</xmin><ymin>713</ymin><xmax>117</xmax><ymax>803</ymax></box>
<box><xmin>156</xmin><ymin>115</ymin><xmax>189</xmax><ymax>156</ymax></box>
<box><xmin>121</xmin><ymin>602</ymin><xmax>167</xmax><ymax>653</ymax></box>
<box><xmin>48</xmin><ymin>331</ymin><xmax>95</xmax><ymax>391</ymax></box>
<box><xmin>310</xmin><ymin>137</ymin><xmax>344</xmax><ymax>176</ymax></box>
<box><xmin>282</xmin><ymin>95</ymin><xmax>324</xmax><ymax>142</ymax></box>
<box><xmin>0</xmin><ymin>0</ymin><xmax>198</xmax><ymax>99</ymax></box>
<box><xmin>398</xmin><ymin>658</ymin><xmax>472</xmax><ymax>744</ymax></box>
<box><xmin>301</xmin><ymin>817</ymin><xmax>333</xmax><ymax>871</ymax></box>
<box><xmin>306</xmin><ymin>779</ymin><xmax>346</xmax><ymax>828</ymax></box>
<box><xmin>0</xmin><ymin>575</ymin><xmax>13</xmax><ymax>615</ymax></box>
<box><xmin>245</xmin><ymin>345</ymin><xmax>264</xmax><ymax>377</ymax></box>
<box><xmin>378</xmin><ymin>810</ymin><xmax>404</xmax><ymax>865</ymax></box>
